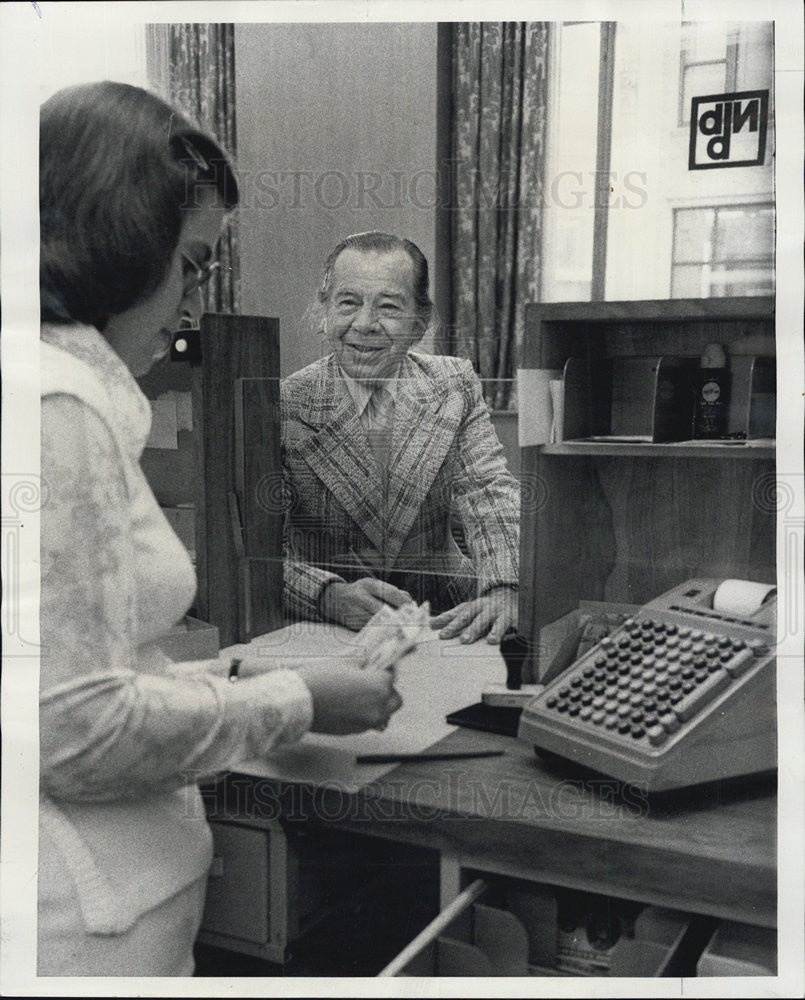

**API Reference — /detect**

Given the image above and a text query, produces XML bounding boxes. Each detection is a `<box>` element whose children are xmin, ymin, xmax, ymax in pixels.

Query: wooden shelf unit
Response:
<box><xmin>519</xmin><ymin>297</ymin><xmax>775</xmax><ymax>681</ymax></box>
<box><xmin>542</xmin><ymin>441</ymin><xmax>774</xmax><ymax>459</ymax></box>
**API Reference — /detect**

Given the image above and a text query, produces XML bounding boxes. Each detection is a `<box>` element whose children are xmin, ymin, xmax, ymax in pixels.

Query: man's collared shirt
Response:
<box><xmin>339</xmin><ymin>366</ymin><xmax>399</xmax><ymax>425</ymax></box>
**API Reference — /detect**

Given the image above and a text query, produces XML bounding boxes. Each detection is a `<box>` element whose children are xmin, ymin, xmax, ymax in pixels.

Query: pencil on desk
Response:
<box><xmin>356</xmin><ymin>750</ymin><xmax>505</xmax><ymax>765</ymax></box>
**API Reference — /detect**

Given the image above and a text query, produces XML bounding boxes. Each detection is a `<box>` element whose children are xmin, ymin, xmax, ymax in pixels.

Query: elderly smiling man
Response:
<box><xmin>281</xmin><ymin>231</ymin><xmax>520</xmax><ymax>644</ymax></box>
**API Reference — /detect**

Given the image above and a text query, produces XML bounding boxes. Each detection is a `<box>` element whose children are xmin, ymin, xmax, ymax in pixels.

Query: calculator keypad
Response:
<box><xmin>542</xmin><ymin>618</ymin><xmax>750</xmax><ymax>748</ymax></box>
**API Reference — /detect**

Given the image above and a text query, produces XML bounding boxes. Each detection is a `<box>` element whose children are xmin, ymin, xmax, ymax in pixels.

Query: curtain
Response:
<box><xmin>451</xmin><ymin>23</ymin><xmax>550</xmax><ymax>410</ymax></box>
<box><xmin>148</xmin><ymin>23</ymin><xmax>240</xmax><ymax>313</ymax></box>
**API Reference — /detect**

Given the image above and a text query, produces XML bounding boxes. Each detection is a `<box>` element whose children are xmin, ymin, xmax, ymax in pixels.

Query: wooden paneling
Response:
<box><xmin>235</xmin><ymin>378</ymin><xmax>284</xmax><ymax>642</ymax></box>
<box><xmin>195</xmin><ymin>314</ymin><xmax>283</xmax><ymax>648</ymax></box>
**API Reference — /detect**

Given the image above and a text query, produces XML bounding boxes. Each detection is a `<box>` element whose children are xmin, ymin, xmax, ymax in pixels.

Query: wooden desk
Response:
<box><xmin>198</xmin><ymin>623</ymin><xmax>776</xmax><ymax>961</ymax></box>
<box><xmin>207</xmin><ymin>725</ymin><xmax>775</xmax><ymax>929</ymax></box>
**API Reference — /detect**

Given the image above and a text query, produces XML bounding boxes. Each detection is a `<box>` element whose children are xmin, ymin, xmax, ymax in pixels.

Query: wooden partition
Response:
<box><xmin>194</xmin><ymin>314</ymin><xmax>284</xmax><ymax>648</ymax></box>
<box><xmin>139</xmin><ymin>314</ymin><xmax>283</xmax><ymax>650</ymax></box>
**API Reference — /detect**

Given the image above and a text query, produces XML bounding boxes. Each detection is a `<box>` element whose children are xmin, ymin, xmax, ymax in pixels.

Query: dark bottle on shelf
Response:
<box><xmin>693</xmin><ymin>343</ymin><xmax>729</xmax><ymax>439</ymax></box>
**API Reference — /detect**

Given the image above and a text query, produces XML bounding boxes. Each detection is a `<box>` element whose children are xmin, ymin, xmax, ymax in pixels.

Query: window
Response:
<box><xmin>671</xmin><ymin>203</ymin><xmax>775</xmax><ymax>298</ymax></box>
<box><xmin>678</xmin><ymin>23</ymin><xmax>739</xmax><ymax>126</ymax></box>
<box><xmin>541</xmin><ymin>21</ymin><xmax>774</xmax><ymax>303</ymax></box>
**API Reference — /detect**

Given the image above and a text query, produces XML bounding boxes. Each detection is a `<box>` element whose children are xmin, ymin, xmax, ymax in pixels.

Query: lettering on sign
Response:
<box><xmin>689</xmin><ymin>90</ymin><xmax>769</xmax><ymax>170</ymax></box>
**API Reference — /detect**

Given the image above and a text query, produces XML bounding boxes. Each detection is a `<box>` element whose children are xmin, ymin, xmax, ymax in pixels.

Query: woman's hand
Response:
<box><xmin>429</xmin><ymin>586</ymin><xmax>518</xmax><ymax>644</ymax></box>
<box><xmin>295</xmin><ymin>660</ymin><xmax>403</xmax><ymax>734</ymax></box>
<box><xmin>318</xmin><ymin>578</ymin><xmax>414</xmax><ymax>631</ymax></box>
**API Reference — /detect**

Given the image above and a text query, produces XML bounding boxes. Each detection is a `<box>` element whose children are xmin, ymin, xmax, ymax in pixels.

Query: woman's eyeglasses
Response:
<box><xmin>181</xmin><ymin>251</ymin><xmax>223</xmax><ymax>297</ymax></box>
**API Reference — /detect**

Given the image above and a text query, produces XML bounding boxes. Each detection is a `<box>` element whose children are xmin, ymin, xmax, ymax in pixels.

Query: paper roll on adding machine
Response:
<box><xmin>473</xmin><ymin>578</ymin><xmax>777</xmax><ymax>794</ymax></box>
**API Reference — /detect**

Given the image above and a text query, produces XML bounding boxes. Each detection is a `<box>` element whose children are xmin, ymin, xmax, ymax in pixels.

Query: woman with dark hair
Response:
<box><xmin>39</xmin><ymin>83</ymin><xmax>402</xmax><ymax>976</ymax></box>
<box><xmin>282</xmin><ymin>231</ymin><xmax>520</xmax><ymax>643</ymax></box>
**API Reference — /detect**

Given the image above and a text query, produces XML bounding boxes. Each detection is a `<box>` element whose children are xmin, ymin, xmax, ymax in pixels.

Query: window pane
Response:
<box><xmin>681</xmin><ymin>61</ymin><xmax>727</xmax><ymax>124</ymax></box>
<box><xmin>715</xmin><ymin>206</ymin><xmax>775</xmax><ymax>262</ymax></box>
<box><xmin>674</xmin><ymin>209</ymin><xmax>716</xmax><ymax>263</ymax></box>
<box><xmin>541</xmin><ymin>22</ymin><xmax>600</xmax><ymax>302</ymax></box>
<box><xmin>709</xmin><ymin>264</ymin><xmax>775</xmax><ymax>296</ymax></box>
<box><xmin>682</xmin><ymin>22</ymin><xmax>731</xmax><ymax>63</ymax></box>
<box><xmin>671</xmin><ymin>264</ymin><xmax>709</xmax><ymax>298</ymax></box>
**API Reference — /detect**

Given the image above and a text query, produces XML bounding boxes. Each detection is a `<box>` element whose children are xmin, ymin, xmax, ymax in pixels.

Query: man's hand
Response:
<box><xmin>319</xmin><ymin>578</ymin><xmax>414</xmax><ymax>631</ymax></box>
<box><xmin>429</xmin><ymin>586</ymin><xmax>518</xmax><ymax>644</ymax></box>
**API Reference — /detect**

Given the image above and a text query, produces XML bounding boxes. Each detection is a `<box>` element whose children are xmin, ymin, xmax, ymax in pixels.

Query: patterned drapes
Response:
<box><xmin>165</xmin><ymin>23</ymin><xmax>240</xmax><ymax>313</ymax></box>
<box><xmin>451</xmin><ymin>23</ymin><xmax>549</xmax><ymax>410</ymax></box>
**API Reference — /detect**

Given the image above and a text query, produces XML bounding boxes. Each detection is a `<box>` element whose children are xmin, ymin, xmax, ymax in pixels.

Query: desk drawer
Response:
<box><xmin>381</xmin><ymin>876</ymin><xmax>702</xmax><ymax>977</ymax></box>
<box><xmin>201</xmin><ymin>822</ymin><xmax>271</xmax><ymax>944</ymax></box>
<box><xmin>198</xmin><ymin>819</ymin><xmax>434</xmax><ymax>965</ymax></box>
<box><xmin>199</xmin><ymin>819</ymin><xmax>328</xmax><ymax>961</ymax></box>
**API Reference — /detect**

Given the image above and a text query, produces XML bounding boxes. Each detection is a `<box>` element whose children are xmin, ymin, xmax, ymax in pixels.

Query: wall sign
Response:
<box><xmin>688</xmin><ymin>90</ymin><xmax>769</xmax><ymax>170</ymax></box>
